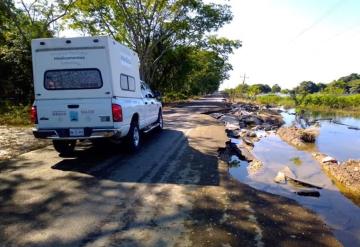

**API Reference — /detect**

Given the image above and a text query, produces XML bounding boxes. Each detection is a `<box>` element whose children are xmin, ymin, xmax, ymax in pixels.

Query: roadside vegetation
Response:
<box><xmin>0</xmin><ymin>103</ymin><xmax>31</xmax><ymax>126</ymax></box>
<box><xmin>225</xmin><ymin>73</ymin><xmax>360</xmax><ymax>112</ymax></box>
<box><xmin>0</xmin><ymin>0</ymin><xmax>240</xmax><ymax>125</ymax></box>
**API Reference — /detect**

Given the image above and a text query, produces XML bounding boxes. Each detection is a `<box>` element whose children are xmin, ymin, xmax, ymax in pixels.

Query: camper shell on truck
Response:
<box><xmin>31</xmin><ymin>36</ymin><xmax>163</xmax><ymax>154</ymax></box>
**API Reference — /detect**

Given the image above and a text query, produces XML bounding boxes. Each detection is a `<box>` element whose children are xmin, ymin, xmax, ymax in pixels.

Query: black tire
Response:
<box><xmin>126</xmin><ymin>119</ymin><xmax>141</xmax><ymax>152</ymax></box>
<box><xmin>52</xmin><ymin>140</ymin><xmax>76</xmax><ymax>155</ymax></box>
<box><xmin>156</xmin><ymin>110</ymin><xmax>164</xmax><ymax>131</ymax></box>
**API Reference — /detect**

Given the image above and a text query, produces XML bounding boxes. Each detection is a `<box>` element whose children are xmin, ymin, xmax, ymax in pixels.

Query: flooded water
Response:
<box><xmin>229</xmin><ymin>109</ymin><xmax>360</xmax><ymax>246</ymax></box>
<box><xmin>281</xmin><ymin>109</ymin><xmax>360</xmax><ymax>161</ymax></box>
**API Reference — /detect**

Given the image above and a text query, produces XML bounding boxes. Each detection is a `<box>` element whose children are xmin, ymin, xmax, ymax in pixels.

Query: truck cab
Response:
<box><xmin>31</xmin><ymin>36</ymin><xmax>163</xmax><ymax>155</ymax></box>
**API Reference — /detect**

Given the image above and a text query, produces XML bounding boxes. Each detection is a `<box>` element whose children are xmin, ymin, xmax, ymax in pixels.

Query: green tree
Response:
<box><xmin>271</xmin><ymin>84</ymin><xmax>281</xmax><ymax>93</ymax></box>
<box><xmin>248</xmin><ymin>84</ymin><xmax>262</xmax><ymax>99</ymax></box>
<box><xmin>0</xmin><ymin>0</ymin><xmax>74</xmax><ymax>104</ymax></box>
<box><xmin>296</xmin><ymin>81</ymin><xmax>319</xmax><ymax>94</ymax></box>
<box><xmin>324</xmin><ymin>80</ymin><xmax>347</xmax><ymax>95</ymax></box>
<box><xmin>67</xmin><ymin>0</ymin><xmax>240</xmax><ymax>91</ymax></box>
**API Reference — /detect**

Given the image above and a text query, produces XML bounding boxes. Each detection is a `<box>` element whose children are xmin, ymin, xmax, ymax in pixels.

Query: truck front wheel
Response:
<box><xmin>52</xmin><ymin>140</ymin><xmax>76</xmax><ymax>155</ymax></box>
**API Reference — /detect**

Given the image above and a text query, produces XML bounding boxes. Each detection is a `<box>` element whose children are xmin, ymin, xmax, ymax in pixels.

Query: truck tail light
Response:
<box><xmin>30</xmin><ymin>106</ymin><xmax>38</xmax><ymax>124</ymax></box>
<box><xmin>112</xmin><ymin>104</ymin><xmax>123</xmax><ymax>122</ymax></box>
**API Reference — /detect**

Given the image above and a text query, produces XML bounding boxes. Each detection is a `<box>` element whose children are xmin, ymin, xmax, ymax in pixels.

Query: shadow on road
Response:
<box><xmin>51</xmin><ymin>129</ymin><xmax>220</xmax><ymax>186</ymax></box>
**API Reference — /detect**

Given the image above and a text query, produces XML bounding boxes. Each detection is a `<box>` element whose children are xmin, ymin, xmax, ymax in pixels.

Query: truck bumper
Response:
<box><xmin>32</xmin><ymin>128</ymin><xmax>121</xmax><ymax>140</ymax></box>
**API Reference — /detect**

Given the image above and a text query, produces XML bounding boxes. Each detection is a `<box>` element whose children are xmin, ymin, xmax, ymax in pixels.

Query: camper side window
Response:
<box><xmin>120</xmin><ymin>74</ymin><xmax>135</xmax><ymax>92</ymax></box>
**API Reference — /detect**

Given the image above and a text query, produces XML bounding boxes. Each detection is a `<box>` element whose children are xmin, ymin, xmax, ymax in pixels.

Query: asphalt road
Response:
<box><xmin>0</xmin><ymin>95</ymin><xmax>341</xmax><ymax>247</ymax></box>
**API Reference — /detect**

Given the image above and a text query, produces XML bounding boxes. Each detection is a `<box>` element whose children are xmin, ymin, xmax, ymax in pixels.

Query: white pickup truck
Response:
<box><xmin>30</xmin><ymin>36</ymin><xmax>163</xmax><ymax>154</ymax></box>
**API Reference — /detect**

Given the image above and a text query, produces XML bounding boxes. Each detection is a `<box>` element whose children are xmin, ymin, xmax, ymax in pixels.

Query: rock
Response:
<box><xmin>286</xmin><ymin>177</ymin><xmax>323</xmax><ymax>189</ymax></box>
<box><xmin>274</xmin><ymin>171</ymin><xmax>286</xmax><ymax>184</ymax></box>
<box><xmin>277</xmin><ymin>126</ymin><xmax>318</xmax><ymax>147</ymax></box>
<box><xmin>229</xmin><ymin>142</ymin><xmax>255</xmax><ymax>162</ymax></box>
<box><xmin>242</xmin><ymin>137</ymin><xmax>254</xmax><ymax>146</ymax></box>
<box><xmin>220</xmin><ymin>115</ymin><xmax>239</xmax><ymax>125</ymax></box>
<box><xmin>237</xmin><ymin>145</ymin><xmax>255</xmax><ymax>161</ymax></box>
<box><xmin>263</xmin><ymin>124</ymin><xmax>272</xmax><ymax>131</ymax></box>
<box><xmin>225</xmin><ymin>122</ymin><xmax>239</xmax><ymax>131</ymax></box>
<box><xmin>248</xmin><ymin>160</ymin><xmax>263</xmax><ymax>174</ymax></box>
<box><xmin>274</xmin><ymin>166</ymin><xmax>296</xmax><ymax>183</ymax></box>
<box><xmin>210</xmin><ymin>113</ymin><xmax>224</xmax><ymax>119</ymax></box>
<box><xmin>295</xmin><ymin>190</ymin><xmax>320</xmax><ymax>197</ymax></box>
<box><xmin>229</xmin><ymin>155</ymin><xmax>241</xmax><ymax>166</ymax></box>
<box><xmin>226</xmin><ymin>129</ymin><xmax>240</xmax><ymax>138</ymax></box>
<box><xmin>244</xmin><ymin>116</ymin><xmax>263</xmax><ymax>126</ymax></box>
<box><xmin>247</xmin><ymin>131</ymin><xmax>257</xmax><ymax>138</ymax></box>
<box><xmin>301</xmin><ymin>127</ymin><xmax>319</xmax><ymax>143</ymax></box>
<box><xmin>282</xmin><ymin>166</ymin><xmax>296</xmax><ymax>179</ymax></box>
<box><xmin>322</xmin><ymin>156</ymin><xmax>337</xmax><ymax>164</ymax></box>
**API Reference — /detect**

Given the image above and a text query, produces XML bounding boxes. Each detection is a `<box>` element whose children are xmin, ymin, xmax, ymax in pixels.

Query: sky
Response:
<box><xmin>208</xmin><ymin>0</ymin><xmax>360</xmax><ymax>90</ymax></box>
<box><xmin>56</xmin><ymin>0</ymin><xmax>360</xmax><ymax>90</ymax></box>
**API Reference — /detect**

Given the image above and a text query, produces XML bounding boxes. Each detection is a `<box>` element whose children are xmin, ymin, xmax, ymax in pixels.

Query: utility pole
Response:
<box><xmin>240</xmin><ymin>74</ymin><xmax>249</xmax><ymax>85</ymax></box>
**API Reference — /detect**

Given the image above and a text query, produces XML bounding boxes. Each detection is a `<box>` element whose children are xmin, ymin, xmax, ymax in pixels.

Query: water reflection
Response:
<box><xmin>281</xmin><ymin>109</ymin><xmax>360</xmax><ymax>161</ymax></box>
<box><xmin>229</xmin><ymin>133</ymin><xmax>360</xmax><ymax>247</ymax></box>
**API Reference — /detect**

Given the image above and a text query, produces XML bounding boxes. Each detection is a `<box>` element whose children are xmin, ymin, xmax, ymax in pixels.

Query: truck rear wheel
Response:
<box><xmin>126</xmin><ymin>120</ymin><xmax>141</xmax><ymax>152</ymax></box>
<box><xmin>52</xmin><ymin>140</ymin><xmax>76</xmax><ymax>155</ymax></box>
<box><xmin>156</xmin><ymin>110</ymin><xmax>164</xmax><ymax>131</ymax></box>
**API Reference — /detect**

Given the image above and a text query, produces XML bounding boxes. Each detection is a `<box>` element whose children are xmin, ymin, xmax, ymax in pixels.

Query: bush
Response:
<box><xmin>162</xmin><ymin>92</ymin><xmax>188</xmax><ymax>103</ymax></box>
<box><xmin>256</xmin><ymin>94</ymin><xmax>295</xmax><ymax>108</ymax></box>
<box><xmin>0</xmin><ymin>102</ymin><xmax>31</xmax><ymax>126</ymax></box>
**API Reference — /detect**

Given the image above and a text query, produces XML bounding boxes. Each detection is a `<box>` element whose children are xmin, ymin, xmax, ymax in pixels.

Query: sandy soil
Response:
<box><xmin>0</xmin><ymin>125</ymin><xmax>50</xmax><ymax>161</ymax></box>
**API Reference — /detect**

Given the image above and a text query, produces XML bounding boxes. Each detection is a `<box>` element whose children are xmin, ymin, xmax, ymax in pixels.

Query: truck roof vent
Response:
<box><xmin>65</xmin><ymin>40</ymin><xmax>71</xmax><ymax>44</ymax></box>
<box><xmin>93</xmin><ymin>38</ymin><xmax>99</xmax><ymax>43</ymax></box>
<box><xmin>40</xmin><ymin>41</ymin><xmax>45</xmax><ymax>45</ymax></box>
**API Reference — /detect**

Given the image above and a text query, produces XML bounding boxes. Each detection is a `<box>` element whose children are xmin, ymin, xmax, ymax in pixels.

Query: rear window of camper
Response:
<box><xmin>44</xmin><ymin>69</ymin><xmax>103</xmax><ymax>90</ymax></box>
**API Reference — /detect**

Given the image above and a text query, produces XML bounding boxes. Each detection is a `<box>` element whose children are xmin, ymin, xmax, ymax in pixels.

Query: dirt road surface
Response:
<box><xmin>0</xmin><ymin>95</ymin><xmax>341</xmax><ymax>247</ymax></box>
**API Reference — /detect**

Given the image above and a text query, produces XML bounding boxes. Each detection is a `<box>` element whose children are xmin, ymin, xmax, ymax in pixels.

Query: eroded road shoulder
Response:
<box><xmin>0</xmin><ymin>104</ymin><xmax>341</xmax><ymax>247</ymax></box>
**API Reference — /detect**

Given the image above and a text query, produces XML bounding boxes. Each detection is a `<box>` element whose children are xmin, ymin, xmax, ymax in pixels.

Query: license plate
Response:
<box><xmin>69</xmin><ymin>128</ymin><xmax>84</xmax><ymax>137</ymax></box>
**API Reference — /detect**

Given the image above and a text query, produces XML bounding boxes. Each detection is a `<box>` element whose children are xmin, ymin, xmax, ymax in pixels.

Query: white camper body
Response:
<box><xmin>31</xmin><ymin>36</ymin><xmax>162</xmax><ymax>154</ymax></box>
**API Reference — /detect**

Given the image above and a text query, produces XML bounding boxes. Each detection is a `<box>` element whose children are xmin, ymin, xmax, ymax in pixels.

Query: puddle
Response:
<box><xmin>229</xmin><ymin>133</ymin><xmax>360</xmax><ymax>247</ymax></box>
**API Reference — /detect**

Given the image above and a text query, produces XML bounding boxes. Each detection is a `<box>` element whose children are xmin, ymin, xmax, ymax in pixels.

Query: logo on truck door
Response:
<box><xmin>69</xmin><ymin>111</ymin><xmax>78</xmax><ymax>121</ymax></box>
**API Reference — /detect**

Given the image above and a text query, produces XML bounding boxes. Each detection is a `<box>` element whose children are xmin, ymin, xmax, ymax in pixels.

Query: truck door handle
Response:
<box><xmin>68</xmin><ymin>104</ymin><xmax>79</xmax><ymax>109</ymax></box>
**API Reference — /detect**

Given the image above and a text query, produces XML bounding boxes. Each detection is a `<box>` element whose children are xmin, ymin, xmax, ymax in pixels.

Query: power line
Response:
<box><xmin>290</xmin><ymin>0</ymin><xmax>347</xmax><ymax>43</ymax></box>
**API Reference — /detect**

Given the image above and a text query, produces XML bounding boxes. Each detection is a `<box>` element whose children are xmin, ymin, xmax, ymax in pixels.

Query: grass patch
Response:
<box><xmin>255</xmin><ymin>93</ymin><xmax>360</xmax><ymax>114</ymax></box>
<box><xmin>0</xmin><ymin>103</ymin><xmax>31</xmax><ymax>126</ymax></box>
<box><xmin>290</xmin><ymin>157</ymin><xmax>302</xmax><ymax>166</ymax></box>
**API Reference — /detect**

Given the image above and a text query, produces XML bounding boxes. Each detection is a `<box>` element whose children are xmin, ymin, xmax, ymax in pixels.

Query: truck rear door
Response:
<box><xmin>36</xmin><ymin>68</ymin><xmax>113</xmax><ymax>129</ymax></box>
<box><xmin>36</xmin><ymin>98</ymin><xmax>113</xmax><ymax>129</ymax></box>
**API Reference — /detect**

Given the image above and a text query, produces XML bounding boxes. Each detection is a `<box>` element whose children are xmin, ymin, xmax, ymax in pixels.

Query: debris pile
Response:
<box><xmin>312</xmin><ymin>152</ymin><xmax>360</xmax><ymax>196</ymax></box>
<box><xmin>277</xmin><ymin>126</ymin><xmax>319</xmax><ymax>148</ymax></box>
<box><xmin>210</xmin><ymin>102</ymin><xmax>284</xmax><ymax>132</ymax></box>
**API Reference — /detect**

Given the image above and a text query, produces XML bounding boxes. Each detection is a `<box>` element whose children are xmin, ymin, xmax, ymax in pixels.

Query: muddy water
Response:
<box><xmin>229</xmin><ymin>132</ymin><xmax>360</xmax><ymax>246</ymax></box>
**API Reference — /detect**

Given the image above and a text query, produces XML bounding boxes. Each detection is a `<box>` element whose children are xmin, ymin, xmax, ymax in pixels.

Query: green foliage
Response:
<box><xmin>0</xmin><ymin>102</ymin><xmax>31</xmax><ymax>126</ymax></box>
<box><xmin>248</xmin><ymin>84</ymin><xmax>262</xmax><ymax>99</ymax></box>
<box><xmin>162</xmin><ymin>92</ymin><xmax>188</xmax><ymax>103</ymax></box>
<box><xmin>295</xmin><ymin>81</ymin><xmax>319</xmax><ymax>94</ymax></box>
<box><xmin>66</xmin><ymin>0</ymin><xmax>240</xmax><ymax>96</ymax></box>
<box><xmin>271</xmin><ymin>84</ymin><xmax>281</xmax><ymax>93</ymax></box>
<box><xmin>256</xmin><ymin>93</ymin><xmax>360</xmax><ymax>111</ymax></box>
<box><xmin>339</xmin><ymin>73</ymin><xmax>360</xmax><ymax>82</ymax></box>
<box><xmin>0</xmin><ymin>0</ymin><xmax>73</xmax><ymax>104</ymax></box>
<box><xmin>256</xmin><ymin>94</ymin><xmax>295</xmax><ymax>107</ymax></box>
